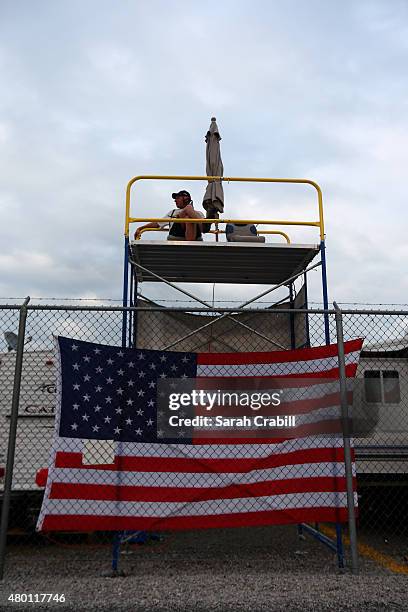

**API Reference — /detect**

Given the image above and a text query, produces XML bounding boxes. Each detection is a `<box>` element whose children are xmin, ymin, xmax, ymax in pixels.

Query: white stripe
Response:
<box><xmin>40</xmin><ymin>491</ymin><xmax>350</xmax><ymax>517</ymax></box>
<box><xmin>197</xmin><ymin>351</ymin><xmax>360</xmax><ymax>377</ymax></box>
<box><xmin>50</xmin><ymin>462</ymin><xmax>347</xmax><ymax>489</ymax></box>
<box><xmin>53</xmin><ymin>436</ymin><xmax>345</xmax><ymax>460</ymax></box>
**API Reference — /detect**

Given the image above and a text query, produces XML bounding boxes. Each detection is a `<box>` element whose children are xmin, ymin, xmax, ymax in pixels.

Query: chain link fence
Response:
<box><xmin>0</xmin><ymin>304</ymin><xmax>407</xmax><ymax>570</ymax></box>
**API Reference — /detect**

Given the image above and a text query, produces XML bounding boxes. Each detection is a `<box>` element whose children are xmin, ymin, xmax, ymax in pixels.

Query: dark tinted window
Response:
<box><xmin>364</xmin><ymin>371</ymin><xmax>381</xmax><ymax>403</ymax></box>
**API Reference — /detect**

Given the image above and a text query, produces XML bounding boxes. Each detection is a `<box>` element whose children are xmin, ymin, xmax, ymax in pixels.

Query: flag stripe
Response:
<box><xmin>197</xmin><ymin>339</ymin><xmax>363</xmax><ymax>365</ymax></box>
<box><xmin>48</xmin><ymin>461</ymin><xmax>348</xmax><ymax>488</ymax></box>
<box><xmin>40</xmin><ymin>490</ymin><xmax>353</xmax><ymax>517</ymax></box>
<box><xmin>41</xmin><ymin>506</ymin><xmax>351</xmax><ymax>532</ymax></box>
<box><xmin>54</xmin><ymin>446</ymin><xmax>348</xmax><ymax>473</ymax></box>
<box><xmin>49</xmin><ymin>476</ymin><xmax>355</xmax><ymax>503</ymax></box>
<box><xmin>196</xmin><ymin>352</ymin><xmax>360</xmax><ymax>376</ymax></box>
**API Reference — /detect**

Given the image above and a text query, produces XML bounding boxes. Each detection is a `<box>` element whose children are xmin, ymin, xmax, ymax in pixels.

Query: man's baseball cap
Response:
<box><xmin>172</xmin><ymin>190</ymin><xmax>191</xmax><ymax>200</ymax></box>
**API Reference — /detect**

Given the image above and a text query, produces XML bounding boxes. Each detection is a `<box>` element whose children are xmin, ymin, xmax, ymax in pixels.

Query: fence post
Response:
<box><xmin>0</xmin><ymin>296</ymin><xmax>30</xmax><ymax>580</ymax></box>
<box><xmin>333</xmin><ymin>301</ymin><xmax>359</xmax><ymax>574</ymax></box>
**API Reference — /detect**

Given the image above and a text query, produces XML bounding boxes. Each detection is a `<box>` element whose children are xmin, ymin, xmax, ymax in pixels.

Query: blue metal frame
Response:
<box><xmin>122</xmin><ymin>237</ymin><xmax>130</xmax><ymax>348</ymax></box>
<box><xmin>320</xmin><ymin>239</ymin><xmax>330</xmax><ymax>343</ymax></box>
<box><xmin>320</xmin><ymin>238</ymin><xmax>345</xmax><ymax>568</ymax></box>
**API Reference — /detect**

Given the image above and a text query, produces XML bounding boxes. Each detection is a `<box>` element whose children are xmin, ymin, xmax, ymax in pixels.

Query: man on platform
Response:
<box><xmin>134</xmin><ymin>190</ymin><xmax>204</xmax><ymax>241</ymax></box>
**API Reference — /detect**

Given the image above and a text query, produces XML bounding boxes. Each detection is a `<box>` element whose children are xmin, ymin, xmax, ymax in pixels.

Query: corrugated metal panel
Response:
<box><xmin>130</xmin><ymin>241</ymin><xmax>319</xmax><ymax>284</ymax></box>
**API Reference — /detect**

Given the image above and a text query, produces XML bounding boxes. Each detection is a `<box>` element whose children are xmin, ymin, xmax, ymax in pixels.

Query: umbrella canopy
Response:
<box><xmin>202</xmin><ymin>117</ymin><xmax>224</xmax><ymax>217</ymax></box>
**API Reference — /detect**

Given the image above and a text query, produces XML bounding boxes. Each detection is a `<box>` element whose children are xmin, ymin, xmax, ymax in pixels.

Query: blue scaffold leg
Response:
<box><xmin>101</xmin><ymin>531</ymin><xmax>126</xmax><ymax>577</ymax></box>
<box><xmin>296</xmin><ymin>241</ymin><xmax>345</xmax><ymax>568</ymax></box>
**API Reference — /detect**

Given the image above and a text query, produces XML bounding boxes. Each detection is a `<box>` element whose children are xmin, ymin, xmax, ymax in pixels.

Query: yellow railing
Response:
<box><xmin>125</xmin><ymin>175</ymin><xmax>325</xmax><ymax>241</ymax></box>
<box><xmin>137</xmin><ymin>226</ymin><xmax>291</xmax><ymax>243</ymax></box>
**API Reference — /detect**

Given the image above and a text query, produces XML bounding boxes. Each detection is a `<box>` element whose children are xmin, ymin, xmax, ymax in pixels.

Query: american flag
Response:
<box><xmin>37</xmin><ymin>336</ymin><xmax>363</xmax><ymax>532</ymax></box>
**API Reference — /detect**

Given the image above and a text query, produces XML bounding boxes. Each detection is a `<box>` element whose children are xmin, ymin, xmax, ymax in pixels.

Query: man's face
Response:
<box><xmin>175</xmin><ymin>195</ymin><xmax>189</xmax><ymax>209</ymax></box>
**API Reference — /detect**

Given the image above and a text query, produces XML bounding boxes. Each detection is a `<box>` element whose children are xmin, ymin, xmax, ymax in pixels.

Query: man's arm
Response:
<box><xmin>134</xmin><ymin>222</ymin><xmax>160</xmax><ymax>240</ymax></box>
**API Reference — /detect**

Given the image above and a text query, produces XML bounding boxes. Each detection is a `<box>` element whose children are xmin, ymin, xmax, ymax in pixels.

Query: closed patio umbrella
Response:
<box><xmin>202</xmin><ymin>117</ymin><xmax>224</xmax><ymax>221</ymax></box>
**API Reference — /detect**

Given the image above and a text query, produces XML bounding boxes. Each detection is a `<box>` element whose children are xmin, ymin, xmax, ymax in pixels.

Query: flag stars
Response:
<box><xmin>92</xmin><ymin>425</ymin><xmax>100</xmax><ymax>432</ymax></box>
<box><xmin>117</xmin><ymin>350</ymin><xmax>124</xmax><ymax>357</ymax></box>
<box><xmin>137</xmin><ymin>390</ymin><xmax>145</xmax><ymax>397</ymax></box>
<box><xmin>71</xmin><ymin>344</ymin><xmax>78</xmax><ymax>351</ymax></box>
<box><xmin>160</xmin><ymin>373</ymin><xmax>167</xmax><ymax>379</ymax></box>
<box><xmin>146</xmin><ymin>418</ymin><xmax>154</xmax><ymax>426</ymax></box>
<box><xmin>148</xmin><ymin>381</ymin><xmax>156</xmax><ymax>389</ymax></box>
<box><xmin>182</xmin><ymin>356</ymin><xmax>189</xmax><ymax>363</ymax></box>
<box><xmin>138</xmin><ymin>371</ymin><xmax>146</xmax><ymax>378</ymax></box>
<box><xmin>95</xmin><ymin>366</ymin><xmax>103</xmax><ymax>373</ymax></box>
<box><xmin>135</xmin><ymin>428</ymin><xmax>143</xmax><ymax>435</ymax></box>
<box><xmin>105</xmin><ymin>396</ymin><xmax>112</xmax><ymax>404</ymax></box>
<box><xmin>83</xmin><ymin>394</ymin><xmax>90</xmax><ymax>401</ymax></box>
<box><xmin>149</xmin><ymin>363</ymin><xmax>156</xmax><ymax>370</ymax></box>
<box><xmin>72</xmin><ymin>403</ymin><xmax>79</xmax><ymax>410</ymax></box>
<box><xmin>82</xmin><ymin>414</ymin><xmax>89</xmax><ymax>421</ymax></box>
<box><xmin>94</xmin><ymin>405</ymin><xmax>102</xmax><ymax>412</ymax></box>
<box><xmin>138</xmin><ymin>353</ymin><xmax>145</xmax><ymax>360</ymax></box>
<box><xmin>94</xmin><ymin>348</ymin><xmax>101</xmax><ymax>355</ymax></box>
<box><xmin>95</xmin><ymin>385</ymin><xmax>102</xmax><ymax>392</ymax></box>
<box><xmin>160</xmin><ymin>355</ymin><xmax>167</xmax><ymax>362</ymax></box>
<box><xmin>171</xmin><ymin>364</ymin><xmax>178</xmax><ymax>372</ymax></box>
<box><xmin>104</xmin><ymin>416</ymin><xmax>111</xmax><ymax>423</ymax></box>
<box><xmin>127</xmin><ymin>398</ymin><xmax>134</xmax><ymax>406</ymax></box>
<box><xmin>106</xmin><ymin>377</ymin><xmax>113</xmax><ymax>384</ymax></box>
<box><xmin>71</xmin><ymin>423</ymin><xmax>78</xmax><ymax>430</ymax></box>
<box><xmin>128</xmin><ymin>361</ymin><xmax>134</xmax><ymax>368</ymax></box>
<box><xmin>117</xmin><ymin>369</ymin><xmax>124</xmax><ymax>376</ymax></box>
<box><xmin>84</xmin><ymin>374</ymin><xmax>90</xmax><ymax>382</ymax></box>
<box><xmin>107</xmin><ymin>358</ymin><xmax>114</xmax><ymax>365</ymax></box>
<box><xmin>114</xmin><ymin>427</ymin><xmax>122</xmax><ymax>435</ymax></box>
<box><xmin>136</xmin><ymin>408</ymin><xmax>144</xmax><ymax>416</ymax></box>
<box><xmin>73</xmin><ymin>383</ymin><xmax>80</xmax><ymax>391</ymax></box>
<box><xmin>83</xmin><ymin>355</ymin><xmax>91</xmax><ymax>362</ymax></box>
<box><xmin>72</xmin><ymin>363</ymin><xmax>80</xmax><ymax>371</ymax></box>
<box><xmin>126</xmin><ymin>418</ymin><xmax>133</xmax><ymax>425</ymax></box>
<box><xmin>116</xmin><ymin>388</ymin><xmax>124</xmax><ymax>395</ymax></box>
<box><xmin>115</xmin><ymin>407</ymin><xmax>123</xmax><ymax>414</ymax></box>
<box><xmin>127</xmin><ymin>380</ymin><xmax>135</xmax><ymax>387</ymax></box>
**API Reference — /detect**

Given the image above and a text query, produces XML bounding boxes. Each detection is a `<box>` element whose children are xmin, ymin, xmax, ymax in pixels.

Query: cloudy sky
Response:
<box><xmin>1</xmin><ymin>0</ymin><xmax>407</xmax><ymax>307</ymax></box>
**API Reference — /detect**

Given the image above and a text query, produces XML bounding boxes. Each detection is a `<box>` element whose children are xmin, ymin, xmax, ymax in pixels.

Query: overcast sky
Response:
<box><xmin>1</xmin><ymin>0</ymin><xmax>407</xmax><ymax>307</ymax></box>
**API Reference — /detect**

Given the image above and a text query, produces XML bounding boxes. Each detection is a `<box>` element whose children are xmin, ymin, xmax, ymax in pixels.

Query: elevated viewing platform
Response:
<box><xmin>125</xmin><ymin>175</ymin><xmax>326</xmax><ymax>287</ymax></box>
<box><xmin>129</xmin><ymin>239</ymin><xmax>319</xmax><ymax>284</ymax></box>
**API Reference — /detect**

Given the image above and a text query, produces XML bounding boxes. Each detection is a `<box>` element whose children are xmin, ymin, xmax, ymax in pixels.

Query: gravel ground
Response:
<box><xmin>1</xmin><ymin>526</ymin><xmax>408</xmax><ymax>611</ymax></box>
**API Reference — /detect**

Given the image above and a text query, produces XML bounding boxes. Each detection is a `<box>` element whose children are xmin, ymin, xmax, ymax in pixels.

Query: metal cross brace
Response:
<box><xmin>129</xmin><ymin>256</ymin><xmax>321</xmax><ymax>351</ymax></box>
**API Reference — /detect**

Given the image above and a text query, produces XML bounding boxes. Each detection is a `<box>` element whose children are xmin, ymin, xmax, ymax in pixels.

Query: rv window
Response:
<box><xmin>364</xmin><ymin>371</ymin><xmax>381</xmax><ymax>403</ymax></box>
<box><xmin>383</xmin><ymin>370</ymin><xmax>401</xmax><ymax>404</ymax></box>
<box><xmin>364</xmin><ymin>370</ymin><xmax>401</xmax><ymax>404</ymax></box>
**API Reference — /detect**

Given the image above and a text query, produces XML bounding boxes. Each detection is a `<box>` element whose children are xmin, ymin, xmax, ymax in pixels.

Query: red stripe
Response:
<box><xmin>197</xmin><ymin>339</ymin><xmax>363</xmax><ymax>365</ymax></box>
<box><xmin>197</xmin><ymin>364</ymin><xmax>358</xmax><ymax>380</ymax></box>
<box><xmin>41</xmin><ymin>506</ymin><xmax>350</xmax><ymax>532</ymax></box>
<box><xmin>193</xmin><ymin>418</ymin><xmax>347</xmax><ymax>443</ymax></box>
<box><xmin>54</xmin><ymin>447</ymin><xmax>346</xmax><ymax>473</ymax></box>
<box><xmin>49</xmin><ymin>476</ymin><xmax>354</xmax><ymax>503</ymax></box>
